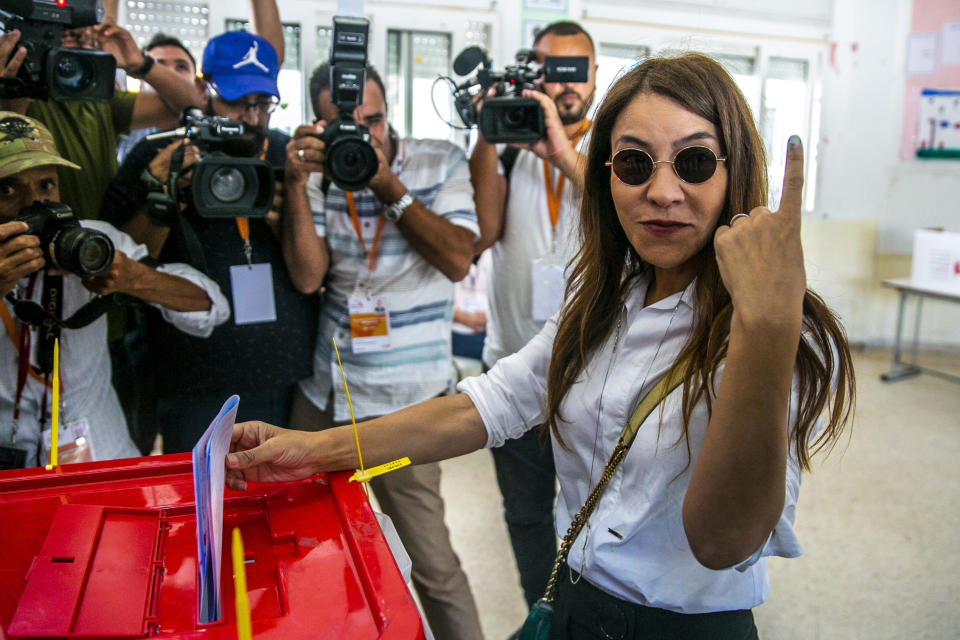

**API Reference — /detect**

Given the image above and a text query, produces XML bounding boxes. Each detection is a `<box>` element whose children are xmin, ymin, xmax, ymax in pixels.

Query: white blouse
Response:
<box><xmin>458</xmin><ymin>275</ymin><xmax>809</xmax><ymax>614</ymax></box>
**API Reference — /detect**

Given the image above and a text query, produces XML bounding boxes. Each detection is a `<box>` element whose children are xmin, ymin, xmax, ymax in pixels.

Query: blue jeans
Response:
<box><xmin>491</xmin><ymin>424</ymin><xmax>558</xmax><ymax>608</ymax></box>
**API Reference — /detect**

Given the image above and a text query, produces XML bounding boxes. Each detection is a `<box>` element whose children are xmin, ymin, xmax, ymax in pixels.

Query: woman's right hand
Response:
<box><xmin>225</xmin><ymin>421</ymin><xmax>324</xmax><ymax>490</ymax></box>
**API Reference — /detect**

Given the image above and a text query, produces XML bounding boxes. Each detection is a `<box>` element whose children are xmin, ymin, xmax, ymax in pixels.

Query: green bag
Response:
<box><xmin>515</xmin><ymin>359</ymin><xmax>689</xmax><ymax>640</ymax></box>
<box><xmin>516</xmin><ymin>599</ymin><xmax>554</xmax><ymax>640</ymax></box>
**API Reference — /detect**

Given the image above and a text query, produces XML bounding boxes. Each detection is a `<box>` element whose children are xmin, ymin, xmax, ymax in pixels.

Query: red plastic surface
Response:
<box><xmin>0</xmin><ymin>454</ymin><xmax>424</xmax><ymax>639</ymax></box>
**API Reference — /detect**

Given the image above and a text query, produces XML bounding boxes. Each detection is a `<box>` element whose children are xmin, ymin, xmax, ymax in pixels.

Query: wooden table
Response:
<box><xmin>881</xmin><ymin>278</ymin><xmax>960</xmax><ymax>383</ymax></box>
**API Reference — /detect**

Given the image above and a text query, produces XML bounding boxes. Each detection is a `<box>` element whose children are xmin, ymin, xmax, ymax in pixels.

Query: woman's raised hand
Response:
<box><xmin>714</xmin><ymin>136</ymin><xmax>807</xmax><ymax>332</ymax></box>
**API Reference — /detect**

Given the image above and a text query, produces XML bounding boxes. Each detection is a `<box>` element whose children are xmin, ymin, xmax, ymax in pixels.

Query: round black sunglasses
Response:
<box><xmin>605</xmin><ymin>146</ymin><xmax>727</xmax><ymax>186</ymax></box>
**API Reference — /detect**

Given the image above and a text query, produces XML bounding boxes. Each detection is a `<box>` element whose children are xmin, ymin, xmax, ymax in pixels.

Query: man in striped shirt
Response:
<box><xmin>281</xmin><ymin>63</ymin><xmax>483</xmax><ymax>639</ymax></box>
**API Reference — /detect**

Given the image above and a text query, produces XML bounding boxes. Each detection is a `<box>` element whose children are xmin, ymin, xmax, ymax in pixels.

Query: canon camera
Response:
<box><xmin>317</xmin><ymin>15</ymin><xmax>379</xmax><ymax>191</ymax></box>
<box><xmin>16</xmin><ymin>200</ymin><xmax>114</xmax><ymax>276</ymax></box>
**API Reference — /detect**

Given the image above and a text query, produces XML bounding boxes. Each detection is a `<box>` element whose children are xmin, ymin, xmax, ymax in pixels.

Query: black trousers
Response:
<box><xmin>550</xmin><ymin>566</ymin><xmax>759</xmax><ymax>640</ymax></box>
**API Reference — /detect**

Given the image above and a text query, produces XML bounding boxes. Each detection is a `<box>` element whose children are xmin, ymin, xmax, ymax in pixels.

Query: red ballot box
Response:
<box><xmin>0</xmin><ymin>454</ymin><xmax>424</xmax><ymax>639</ymax></box>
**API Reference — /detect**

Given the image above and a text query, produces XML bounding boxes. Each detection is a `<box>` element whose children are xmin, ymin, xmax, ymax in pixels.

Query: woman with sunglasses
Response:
<box><xmin>226</xmin><ymin>53</ymin><xmax>855</xmax><ymax>638</ymax></box>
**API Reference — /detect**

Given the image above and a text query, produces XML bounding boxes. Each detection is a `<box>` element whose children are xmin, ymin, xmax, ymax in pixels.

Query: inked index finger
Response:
<box><xmin>777</xmin><ymin>135</ymin><xmax>805</xmax><ymax>221</ymax></box>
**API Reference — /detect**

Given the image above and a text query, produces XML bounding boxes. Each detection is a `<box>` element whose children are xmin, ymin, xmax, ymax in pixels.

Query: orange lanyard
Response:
<box><xmin>1</xmin><ymin>298</ymin><xmax>55</xmax><ymax>390</ymax></box>
<box><xmin>234</xmin><ymin>140</ymin><xmax>270</xmax><ymax>265</ymax></box>
<box><xmin>345</xmin><ymin>192</ymin><xmax>387</xmax><ymax>273</ymax></box>
<box><xmin>542</xmin><ymin>120</ymin><xmax>590</xmax><ymax>235</ymax></box>
<box><xmin>235</xmin><ymin>217</ymin><xmax>252</xmax><ymax>265</ymax></box>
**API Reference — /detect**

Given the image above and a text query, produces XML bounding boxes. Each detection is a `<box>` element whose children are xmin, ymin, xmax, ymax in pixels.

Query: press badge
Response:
<box><xmin>348</xmin><ymin>293</ymin><xmax>391</xmax><ymax>353</ymax></box>
<box><xmin>229</xmin><ymin>263</ymin><xmax>277</xmax><ymax>325</ymax></box>
<box><xmin>42</xmin><ymin>418</ymin><xmax>95</xmax><ymax>465</ymax></box>
<box><xmin>531</xmin><ymin>255</ymin><xmax>565</xmax><ymax>322</ymax></box>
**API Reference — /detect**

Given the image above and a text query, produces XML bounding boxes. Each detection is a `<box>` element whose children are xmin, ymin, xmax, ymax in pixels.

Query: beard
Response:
<box><xmin>554</xmin><ymin>89</ymin><xmax>595</xmax><ymax>125</ymax></box>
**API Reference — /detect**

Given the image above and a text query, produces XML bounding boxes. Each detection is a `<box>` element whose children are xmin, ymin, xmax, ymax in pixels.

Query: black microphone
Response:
<box><xmin>453</xmin><ymin>46</ymin><xmax>487</xmax><ymax>76</ymax></box>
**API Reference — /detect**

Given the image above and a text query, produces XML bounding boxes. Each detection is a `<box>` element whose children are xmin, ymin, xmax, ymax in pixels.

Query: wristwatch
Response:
<box><xmin>384</xmin><ymin>192</ymin><xmax>414</xmax><ymax>223</ymax></box>
<box><xmin>128</xmin><ymin>53</ymin><xmax>156</xmax><ymax>79</ymax></box>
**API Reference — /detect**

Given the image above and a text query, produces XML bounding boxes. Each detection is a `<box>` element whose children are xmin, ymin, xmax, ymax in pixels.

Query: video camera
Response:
<box><xmin>317</xmin><ymin>15</ymin><xmax>378</xmax><ymax>191</ymax></box>
<box><xmin>147</xmin><ymin>109</ymin><xmax>275</xmax><ymax>220</ymax></box>
<box><xmin>0</xmin><ymin>0</ymin><xmax>115</xmax><ymax>102</ymax></box>
<box><xmin>16</xmin><ymin>200</ymin><xmax>114</xmax><ymax>276</ymax></box>
<box><xmin>448</xmin><ymin>46</ymin><xmax>589</xmax><ymax>143</ymax></box>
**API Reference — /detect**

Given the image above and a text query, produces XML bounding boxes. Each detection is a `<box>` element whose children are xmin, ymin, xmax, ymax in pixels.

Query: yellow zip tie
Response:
<box><xmin>45</xmin><ymin>338</ymin><xmax>59</xmax><ymax>471</ymax></box>
<box><xmin>333</xmin><ymin>337</ymin><xmax>367</xmax><ymax>495</ymax></box>
<box><xmin>231</xmin><ymin>527</ymin><xmax>252</xmax><ymax>640</ymax></box>
<box><xmin>350</xmin><ymin>457</ymin><xmax>412</xmax><ymax>483</ymax></box>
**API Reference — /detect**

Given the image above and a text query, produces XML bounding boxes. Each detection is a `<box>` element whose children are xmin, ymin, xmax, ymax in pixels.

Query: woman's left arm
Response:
<box><xmin>683</xmin><ymin>137</ymin><xmax>807</xmax><ymax>570</ymax></box>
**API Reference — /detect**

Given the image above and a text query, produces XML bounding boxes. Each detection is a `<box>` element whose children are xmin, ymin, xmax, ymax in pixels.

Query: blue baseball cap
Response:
<box><xmin>201</xmin><ymin>31</ymin><xmax>280</xmax><ymax>101</ymax></box>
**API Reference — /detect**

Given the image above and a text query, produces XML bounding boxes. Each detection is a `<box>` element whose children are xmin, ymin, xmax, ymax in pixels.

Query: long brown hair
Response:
<box><xmin>544</xmin><ymin>54</ymin><xmax>854</xmax><ymax>470</ymax></box>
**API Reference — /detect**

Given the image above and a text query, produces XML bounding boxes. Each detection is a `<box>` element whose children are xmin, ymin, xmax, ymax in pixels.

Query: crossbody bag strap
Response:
<box><xmin>540</xmin><ymin>353</ymin><xmax>692</xmax><ymax>604</ymax></box>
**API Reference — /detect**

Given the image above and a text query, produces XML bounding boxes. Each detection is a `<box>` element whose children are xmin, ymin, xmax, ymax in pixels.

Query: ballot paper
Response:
<box><xmin>192</xmin><ymin>395</ymin><xmax>239</xmax><ymax>623</ymax></box>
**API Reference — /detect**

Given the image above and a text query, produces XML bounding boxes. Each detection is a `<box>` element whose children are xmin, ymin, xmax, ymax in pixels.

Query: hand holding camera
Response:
<box><xmin>285</xmin><ymin>123</ymin><xmax>327</xmax><ymax>188</ymax></box>
<box><xmin>0</xmin><ymin>219</ymin><xmax>42</xmax><ymax>295</ymax></box>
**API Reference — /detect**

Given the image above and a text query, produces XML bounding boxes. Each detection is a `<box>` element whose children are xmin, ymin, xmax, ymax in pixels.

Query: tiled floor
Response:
<box><xmin>437</xmin><ymin>349</ymin><xmax>960</xmax><ymax>639</ymax></box>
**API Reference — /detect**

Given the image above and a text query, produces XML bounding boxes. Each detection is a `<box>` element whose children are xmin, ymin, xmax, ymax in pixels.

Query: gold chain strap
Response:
<box><xmin>540</xmin><ymin>355</ymin><xmax>691</xmax><ymax>604</ymax></box>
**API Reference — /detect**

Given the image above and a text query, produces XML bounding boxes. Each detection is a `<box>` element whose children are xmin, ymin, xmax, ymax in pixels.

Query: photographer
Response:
<box><xmin>100</xmin><ymin>31</ymin><xmax>318</xmax><ymax>454</ymax></box>
<box><xmin>283</xmin><ymin>60</ymin><xmax>482</xmax><ymax>639</ymax></box>
<box><xmin>1</xmin><ymin>16</ymin><xmax>203</xmax><ymax>221</ymax></box>
<box><xmin>0</xmin><ymin>112</ymin><xmax>229</xmax><ymax>470</ymax></box>
<box><xmin>467</xmin><ymin>20</ymin><xmax>598</xmax><ymax>612</ymax></box>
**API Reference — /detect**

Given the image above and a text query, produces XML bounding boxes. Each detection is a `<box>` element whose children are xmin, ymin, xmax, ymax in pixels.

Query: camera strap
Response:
<box><xmin>345</xmin><ymin>192</ymin><xmax>386</xmax><ymax>273</ymax></box>
<box><xmin>0</xmin><ymin>273</ymin><xmax>62</xmax><ymax>443</ymax></box>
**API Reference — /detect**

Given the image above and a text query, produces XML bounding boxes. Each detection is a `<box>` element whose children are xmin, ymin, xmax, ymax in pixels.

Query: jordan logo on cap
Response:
<box><xmin>232</xmin><ymin>40</ymin><xmax>269</xmax><ymax>73</ymax></box>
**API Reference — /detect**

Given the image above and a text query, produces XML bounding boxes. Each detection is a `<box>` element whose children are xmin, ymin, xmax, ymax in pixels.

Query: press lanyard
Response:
<box><xmin>1</xmin><ymin>274</ymin><xmax>60</xmax><ymax>444</ymax></box>
<box><xmin>345</xmin><ymin>192</ymin><xmax>387</xmax><ymax>273</ymax></box>
<box><xmin>234</xmin><ymin>141</ymin><xmax>271</xmax><ymax>267</ymax></box>
<box><xmin>542</xmin><ymin>120</ymin><xmax>590</xmax><ymax>253</ymax></box>
<box><xmin>235</xmin><ymin>216</ymin><xmax>252</xmax><ymax>266</ymax></box>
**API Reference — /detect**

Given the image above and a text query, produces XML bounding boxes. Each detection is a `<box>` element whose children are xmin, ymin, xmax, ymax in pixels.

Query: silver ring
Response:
<box><xmin>729</xmin><ymin>213</ymin><xmax>750</xmax><ymax>225</ymax></box>
<box><xmin>297</xmin><ymin>148</ymin><xmax>305</xmax><ymax>162</ymax></box>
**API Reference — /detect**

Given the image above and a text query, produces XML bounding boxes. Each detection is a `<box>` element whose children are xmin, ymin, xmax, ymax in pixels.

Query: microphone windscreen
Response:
<box><xmin>453</xmin><ymin>46</ymin><xmax>486</xmax><ymax>76</ymax></box>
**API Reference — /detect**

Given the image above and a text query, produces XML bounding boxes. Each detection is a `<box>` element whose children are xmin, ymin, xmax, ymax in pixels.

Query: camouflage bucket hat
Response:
<box><xmin>0</xmin><ymin>111</ymin><xmax>81</xmax><ymax>179</ymax></box>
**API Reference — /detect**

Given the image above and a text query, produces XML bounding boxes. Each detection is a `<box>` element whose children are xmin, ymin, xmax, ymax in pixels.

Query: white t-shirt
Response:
<box><xmin>482</xmin><ymin>139</ymin><xmax>588</xmax><ymax>368</ymax></box>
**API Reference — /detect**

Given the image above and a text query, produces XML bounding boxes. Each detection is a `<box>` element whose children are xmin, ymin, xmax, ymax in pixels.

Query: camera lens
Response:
<box><xmin>504</xmin><ymin>106</ymin><xmax>528</xmax><ymax>127</ymax></box>
<box><xmin>210</xmin><ymin>167</ymin><xmax>247</xmax><ymax>203</ymax></box>
<box><xmin>53</xmin><ymin>226</ymin><xmax>115</xmax><ymax>276</ymax></box>
<box><xmin>76</xmin><ymin>235</ymin><xmax>113</xmax><ymax>274</ymax></box>
<box><xmin>54</xmin><ymin>52</ymin><xmax>94</xmax><ymax>94</ymax></box>
<box><xmin>327</xmin><ymin>136</ymin><xmax>378</xmax><ymax>191</ymax></box>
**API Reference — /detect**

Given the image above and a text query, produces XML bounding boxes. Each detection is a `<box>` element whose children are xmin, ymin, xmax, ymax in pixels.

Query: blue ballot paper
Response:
<box><xmin>192</xmin><ymin>395</ymin><xmax>239</xmax><ymax>623</ymax></box>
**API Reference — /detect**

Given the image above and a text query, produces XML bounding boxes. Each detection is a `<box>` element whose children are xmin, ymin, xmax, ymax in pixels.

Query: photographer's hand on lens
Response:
<box><xmin>515</xmin><ymin>89</ymin><xmax>580</xmax><ymax>170</ymax></box>
<box><xmin>0</xmin><ymin>221</ymin><xmax>43</xmax><ymax>296</ymax></box>
<box><xmin>149</xmin><ymin>138</ymin><xmax>200</xmax><ymax>190</ymax></box>
<box><xmin>713</xmin><ymin>137</ymin><xmax>807</xmax><ymax>333</ymax></box>
<box><xmin>285</xmin><ymin>123</ymin><xmax>326</xmax><ymax>187</ymax></box>
<box><xmin>225</xmin><ymin>421</ymin><xmax>325</xmax><ymax>491</ymax></box>
<box><xmin>80</xmin><ymin>249</ymin><xmax>132</xmax><ymax>297</ymax></box>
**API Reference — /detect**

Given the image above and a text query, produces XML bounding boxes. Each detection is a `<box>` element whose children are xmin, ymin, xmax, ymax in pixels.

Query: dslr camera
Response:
<box><xmin>0</xmin><ymin>0</ymin><xmax>115</xmax><ymax>102</ymax></box>
<box><xmin>318</xmin><ymin>15</ymin><xmax>378</xmax><ymax>191</ymax></box>
<box><xmin>15</xmin><ymin>200</ymin><xmax>114</xmax><ymax>276</ymax></box>
<box><xmin>147</xmin><ymin>109</ymin><xmax>275</xmax><ymax>220</ymax></box>
<box><xmin>449</xmin><ymin>46</ymin><xmax>588</xmax><ymax>143</ymax></box>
